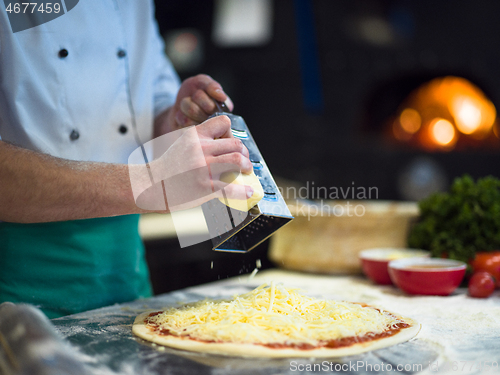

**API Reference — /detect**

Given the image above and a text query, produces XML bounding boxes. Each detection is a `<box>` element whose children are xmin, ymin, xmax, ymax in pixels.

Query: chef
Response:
<box><xmin>0</xmin><ymin>1</ymin><xmax>252</xmax><ymax>318</ymax></box>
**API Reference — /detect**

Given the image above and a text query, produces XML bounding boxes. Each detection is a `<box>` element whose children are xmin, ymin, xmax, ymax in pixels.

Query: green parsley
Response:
<box><xmin>408</xmin><ymin>174</ymin><xmax>500</xmax><ymax>263</ymax></box>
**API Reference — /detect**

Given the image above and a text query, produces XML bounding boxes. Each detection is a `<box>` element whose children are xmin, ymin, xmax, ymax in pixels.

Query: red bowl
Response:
<box><xmin>359</xmin><ymin>248</ymin><xmax>430</xmax><ymax>285</ymax></box>
<box><xmin>388</xmin><ymin>258</ymin><xmax>467</xmax><ymax>296</ymax></box>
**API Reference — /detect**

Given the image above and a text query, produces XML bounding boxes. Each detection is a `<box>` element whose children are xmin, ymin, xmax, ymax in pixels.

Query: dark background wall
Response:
<box><xmin>154</xmin><ymin>0</ymin><xmax>500</xmax><ymax>199</ymax></box>
<box><xmin>147</xmin><ymin>0</ymin><xmax>500</xmax><ymax>294</ymax></box>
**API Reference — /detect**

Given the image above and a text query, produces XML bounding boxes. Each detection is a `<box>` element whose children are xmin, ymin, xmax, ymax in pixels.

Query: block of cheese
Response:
<box><xmin>218</xmin><ymin>170</ymin><xmax>264</xmax><ymax>211</ymax></box>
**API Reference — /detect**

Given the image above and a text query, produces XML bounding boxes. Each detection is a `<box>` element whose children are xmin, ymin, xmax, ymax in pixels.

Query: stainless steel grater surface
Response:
<box><xmin>201</xmin><ymin>108</ymin><xmax>293</xmax><ymax>253</ymax></box>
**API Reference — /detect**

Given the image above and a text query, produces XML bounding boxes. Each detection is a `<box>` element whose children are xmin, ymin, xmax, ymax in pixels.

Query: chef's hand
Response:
<box><xmin>154</xmin><ymin>74</ymin><xmax>234</xmax><ymax>136</ymax></box>
<box><xmin>136</xmin><ymin>115</ymin><xmax>252</xmax><ymax>212</ymax></box>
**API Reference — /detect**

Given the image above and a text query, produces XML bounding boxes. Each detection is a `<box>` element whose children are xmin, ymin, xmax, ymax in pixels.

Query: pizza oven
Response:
<box><xmin>361</xmin><ymin>73</ymin><xmax>500</xmax><ymax>201</ymax></box>
<box><xmin>284</xmin><ymin>0</ymin><xmax>500</xmax><ymax>202</ymax></box>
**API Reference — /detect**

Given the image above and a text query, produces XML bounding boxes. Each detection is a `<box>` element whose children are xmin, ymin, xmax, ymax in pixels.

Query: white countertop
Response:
<box><xmin>51</xmin><ymin>268</ymin><xmax>500</xmax><ymax>375</ymax></box>
<box><xmin>138</xmin><ymin>210</ymin><xmax>208</xmax><ymax>241</ymax></box>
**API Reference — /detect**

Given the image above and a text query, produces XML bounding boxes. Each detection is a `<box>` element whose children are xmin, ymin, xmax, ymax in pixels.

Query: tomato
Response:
<box><xmin>468</xmin><ymin>271</ymin><xmax>496</xmax><ymax>298</ymax></box>
<box><xmin>471</xmin><ymin>251</ymin><xmax>500</xmax><ymax>288</ymax></box>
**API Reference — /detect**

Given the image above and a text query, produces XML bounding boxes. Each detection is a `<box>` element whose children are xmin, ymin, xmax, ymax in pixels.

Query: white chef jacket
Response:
<box><xmin>0</xmin><ymin>0</ymin><xmax>180</xmax><ymax>164</ymax></box>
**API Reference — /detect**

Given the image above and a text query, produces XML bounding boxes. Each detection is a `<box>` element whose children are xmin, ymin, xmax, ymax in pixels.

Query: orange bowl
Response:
<box><xmin>388</xmin><ymin>258</ymin><xmax>467</xmax><ymax>295</ymax></box>
<box><xmin>359</xmin><ymin>248</ymin><xmax>429</xmax><ymax>285</ymax></box>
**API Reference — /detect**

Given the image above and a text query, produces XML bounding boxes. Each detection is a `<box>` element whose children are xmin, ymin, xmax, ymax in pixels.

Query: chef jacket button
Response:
<box><xmin>119</xmin><ymin>125</ymin><xmax>128</xmax><ymax>134</ymax></box>
<box><xmin>70</xmin><ymin>130</ymin><xmax>80</xmax><ymax>141</ymax></box>
<box><xmin>117</xmin><ymin>49</ymin><xmax>127</xmax><ymax>58</ymax></box>
<box><xmin>58</xmin><ymin>49</ymin><xmax>69</xmax><ymax>58</ymax></box>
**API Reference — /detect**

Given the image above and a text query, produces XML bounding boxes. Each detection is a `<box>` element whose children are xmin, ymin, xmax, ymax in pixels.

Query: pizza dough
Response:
<box><xmin>132</xmin><ymin>283</ymin><xmax>420</xmax><ymax>358</ymax></box>
<box><xmin>217</xmin><ymin>170</ymin><xmax>264</xmax><ymax>211</ymax></box>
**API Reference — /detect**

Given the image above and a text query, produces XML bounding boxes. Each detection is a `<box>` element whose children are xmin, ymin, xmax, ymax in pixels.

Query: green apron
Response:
<box><xmin>0</xmin><ymin>215</ymin><xmax>152</xmax><ymax>319</ymax></box>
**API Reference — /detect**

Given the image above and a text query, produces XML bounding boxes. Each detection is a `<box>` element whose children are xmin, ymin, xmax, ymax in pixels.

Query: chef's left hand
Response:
<box><xmin>154</xmin><ymin>74</ymin><xmax>234</xmax><ymax>136</ymax></box>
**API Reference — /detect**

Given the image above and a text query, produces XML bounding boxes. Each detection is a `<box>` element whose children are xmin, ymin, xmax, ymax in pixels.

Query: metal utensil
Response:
<box><xmin>201</xmin><ymin>103</ymin><xmax>293</xmax><ymax>253</ymax></box>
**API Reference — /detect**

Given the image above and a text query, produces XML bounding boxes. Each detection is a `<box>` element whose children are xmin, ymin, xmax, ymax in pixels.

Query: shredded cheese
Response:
<box><xmin>248</xmin><ymin>268</ymin><xmax>259</xmax><ymax>280</ymax></box>
<box><xmin>268</xmin><ymin>281</ymin><xmax>276</xmax><ymax>312</ymax></box>
<box><xmin>146</xmin><ymin>283</ymin><xmax>403</xmax><ymax>346</ymax></box>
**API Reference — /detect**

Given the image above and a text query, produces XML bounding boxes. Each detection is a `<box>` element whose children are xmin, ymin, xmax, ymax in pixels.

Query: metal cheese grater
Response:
<box><xmin>201</xmin><ymin>103</ymin><xmax>293</xmax><ymax>253</ymax></box>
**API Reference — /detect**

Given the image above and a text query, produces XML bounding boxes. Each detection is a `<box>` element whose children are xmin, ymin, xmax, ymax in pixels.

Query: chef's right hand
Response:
<box><xmin>149</xmin><ymin>115</ymin><xmax>253</xmax><ymax>211</ymax></box>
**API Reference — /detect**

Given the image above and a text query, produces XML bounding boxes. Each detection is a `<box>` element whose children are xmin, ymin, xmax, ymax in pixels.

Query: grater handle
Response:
<box><xmin>215</xmin><ymin>100</ymin><xmax>230</xmax><ymax>113</ymax></box>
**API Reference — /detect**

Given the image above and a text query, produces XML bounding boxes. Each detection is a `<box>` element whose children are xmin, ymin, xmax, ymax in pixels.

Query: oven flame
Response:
<box><xmin>429</xmin><ymin>118</ymin><xmax>456</xmax><ymax>147</ymax></box>
<box><xmin>390</xmin><ymin>76</ymin><xmax>498</xmax><ymax>151</ymax></box>
<box><xmin>453</xmin><ymin>97</ymin><xmax>482</xmax><ymax>135</ymax></box>
<box><xmin>399</xmin><ymin>108</ymin><xmax>421</xmax><ymax>134</ymax></box>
